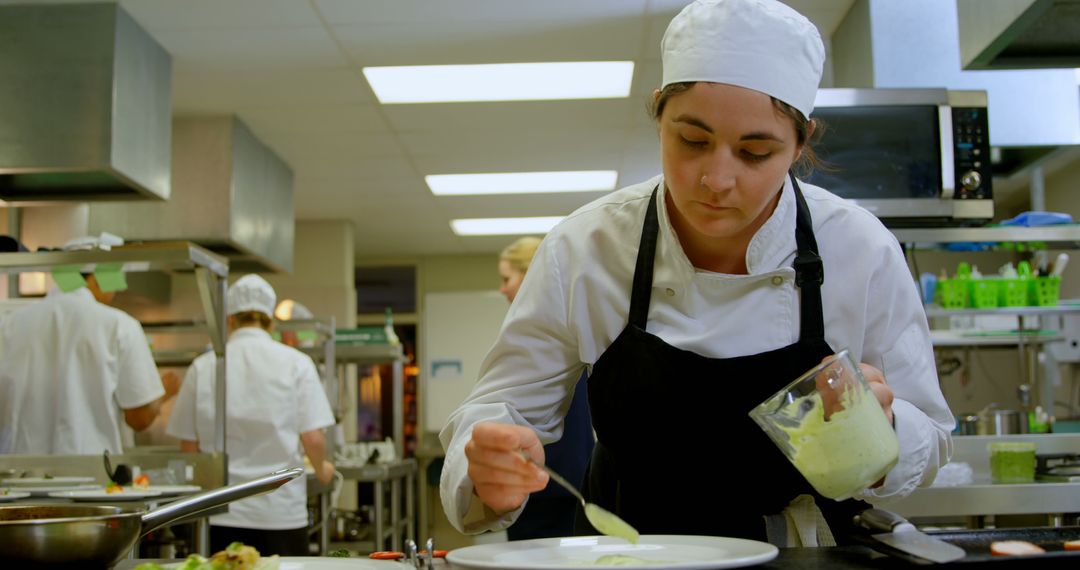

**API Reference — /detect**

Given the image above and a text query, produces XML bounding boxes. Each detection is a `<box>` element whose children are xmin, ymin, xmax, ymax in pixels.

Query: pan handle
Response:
<box><xmin>140</xmin><ymin>467</ymin><xmax>304</xmax><ymax>535</ymax></box>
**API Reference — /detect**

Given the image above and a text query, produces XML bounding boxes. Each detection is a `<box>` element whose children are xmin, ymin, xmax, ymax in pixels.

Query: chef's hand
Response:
<box><xmin>465</xmin><ymin>422</ymin><xmax>548</xmax><ymax>514</ymax></box>
<box><xmin>859</xmin><ymin>363</ymin><xmax>894</xmax><ymax>426</ymax></box>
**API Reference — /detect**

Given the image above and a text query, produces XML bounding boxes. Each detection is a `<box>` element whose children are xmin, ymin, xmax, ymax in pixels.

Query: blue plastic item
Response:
<box><xmin>999</xmin><ymin>211</ymin><xmax>1074</xmax><ymax>227</ymax></box>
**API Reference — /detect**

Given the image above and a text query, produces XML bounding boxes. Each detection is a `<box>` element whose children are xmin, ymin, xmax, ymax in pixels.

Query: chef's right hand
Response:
<box><xmin>465</xmin><ymin>422</ymin><xmax>549</xmax><ymax>514</ymax></box>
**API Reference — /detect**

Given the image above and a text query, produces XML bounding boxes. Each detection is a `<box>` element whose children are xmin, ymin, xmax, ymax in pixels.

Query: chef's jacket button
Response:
<box><xmin>771</xmin><ymin>276</ymin><xmax>784</xmax><ymax>286</ymax></box>
<box><xmin>665</xmin><ymin>288</ymin><xmax>676</xmax><ymax>297</ymax></box>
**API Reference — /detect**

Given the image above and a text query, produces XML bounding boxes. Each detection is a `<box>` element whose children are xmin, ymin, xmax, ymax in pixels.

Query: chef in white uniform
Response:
<box><xmin>168</xmin><ymin>274</ymin><xmax>335</xmax><ymax>556</ymax></box>
<box><xmin>440</xmin><ymin>0</ymin><xmax>954</xmax><ymax>545</ymax></box>
<box><xmin>0</xmin><ymin>273</ymin><xmax>165</xmax><ymax>455</ymax></box>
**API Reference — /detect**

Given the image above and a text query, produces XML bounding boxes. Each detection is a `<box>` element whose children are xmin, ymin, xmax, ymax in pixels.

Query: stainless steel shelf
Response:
<box><xmin>892</xmin><ymin>225</ymin><xmax>1080</xmax><ymax>247</ymax></box>
<box><xmin>307</xmin><ymin>343</ymin><xmax>404</xmax><ymax>365</ymax></box>
<box><xmin>925</xmin><ymin>301</ymin><xmax>1080</xmax><ymax>317</ymax></box>
<box><xmin>0</xmin><ymin>241</ymin><xmax>228</xmax><ymax>277</ymax></box>
<box><xmin>930</xmin><ymin>330</ymin><xmax>1064</xmax><ymax>347</ymax></box>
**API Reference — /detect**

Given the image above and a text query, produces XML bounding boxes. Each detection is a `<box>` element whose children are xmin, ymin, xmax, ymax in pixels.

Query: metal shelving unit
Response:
<box><xmin>893</xmin><ymin>225</ymin><xmax>1080</xmax><ymax>248</ymax></box>
<box><xmin>899</xmin><ymin>227</ymin><xmax>1080</xmax><ymax>419</ymax></box>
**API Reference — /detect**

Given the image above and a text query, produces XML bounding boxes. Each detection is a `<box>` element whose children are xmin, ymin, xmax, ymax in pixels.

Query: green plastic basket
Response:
<box><xmin>937</xmin><ymin>278</ymin><xmax>969</xmax><ymax>309</ymax></box>
<box><xmin>1030</xmin><ymin>276</ymin><xmax>1062</xmax><ymax>307</ymax></box>
<box><xmin>969</xmin><ymin>280</ymin><xmax>999</xmax><ymax>309</ymax></box>
<box><xmin>999</xmin><ymin>279</ymin><xmax>1030</xmax><ymax>307</ymax></box>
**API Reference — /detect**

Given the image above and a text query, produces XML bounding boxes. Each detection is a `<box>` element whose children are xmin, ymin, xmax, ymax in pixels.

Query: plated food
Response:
<box><xmin>134</xmin><ymin>542</ymin><xmax>279</xmax><ymax>570</ymax></box>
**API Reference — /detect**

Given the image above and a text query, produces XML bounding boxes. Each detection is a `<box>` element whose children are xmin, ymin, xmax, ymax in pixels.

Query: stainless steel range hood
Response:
<box><xmin>89</xmin><ymin>117</ymin><xmax>294</xmax><ymax>274</ymax></box>
<box><xmin>0</xmin><ymin>3</ymin><xmax>171</xmax><ymax>202</ymax></box>
<box><xmin>958</xmin><ymin>0</ymin><xmax>1080</xmax><ymax>69</ymax></box>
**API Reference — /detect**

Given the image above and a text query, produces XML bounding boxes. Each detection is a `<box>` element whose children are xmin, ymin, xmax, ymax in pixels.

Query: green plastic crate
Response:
<box><xmin>936</xmin><ymin>278</ymin><xmax>969</xmax><ymax>309</ymax></box>
<box><xmin>969</xmin><ymin>280</ymin><xmax>999</xmax><ymax>309</ymax></box>
<box><xmin>1030</xmin><ymin>276</ymin><xmax>1062</xmax><ymax>307</ymax></box>
<box><xmin>999</xmin><ymin>279</ymin><xmax>1030</xmax><ymax>307</ymax></box>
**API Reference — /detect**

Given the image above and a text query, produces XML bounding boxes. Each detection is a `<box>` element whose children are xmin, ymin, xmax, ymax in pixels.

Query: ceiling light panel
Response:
<box><xmin>363</xmin><ymin>61</ymin><xmax>634</xmax><ymax>104</ymax></box>
<box><xmin>426</xmin><ymin>170</ymin><xmax>617</xmax><ymax>196</ymax></box>
<box><xmin>451</xmin><ymin>216</ymin><xmax>565</xmax><ymax>236</ymax></box>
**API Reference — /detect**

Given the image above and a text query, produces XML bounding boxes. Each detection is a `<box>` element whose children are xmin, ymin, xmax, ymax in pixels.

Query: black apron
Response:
<box><xmin>577</xmin><ymin>173</ymin><xmax>867</xmax><ymax>542</ymax></box>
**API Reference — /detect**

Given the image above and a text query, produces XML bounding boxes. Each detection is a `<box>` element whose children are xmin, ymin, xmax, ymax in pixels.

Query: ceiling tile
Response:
<box><xmin>236</xmin><ymin>104</ymin><xmax>388</xmax><ymax>135</ymax></box>
<box><xmin>120</xmin><ymin>0</ymin><xmax>322</xmax><ymax>30</ymax></box>
<box><xmin>333</xmin><ymin>19</ymin><xmax>644</xmax><ymax>67</ymax></box>
<box><xmin>315</xmin><ymin>0</ymin><xmax>647</xmax><ymax>24</ymax></box>
<box><xmin>153</xmin><ymin>27</ymin><xmax>344</xmax><ymax>72</ymax></box>
<box><xmin>172</xmin><ymin>68</ymin><xmax>372</xmax><ymax>111</ymax></box>
<box><xmin>381</xmin><ymin>99</ymin><xmax>644</xmax><ymax>132</ymax></box>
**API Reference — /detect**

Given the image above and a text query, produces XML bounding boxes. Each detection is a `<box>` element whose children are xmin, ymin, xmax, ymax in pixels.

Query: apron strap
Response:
<box><xmin>790</xmin><ymin>173</ymin><xmax>826</xmax><ymax>342</ymax></box>
<box><xmin>628</xmin><ymin>186</ymin><xmax>660</xmax><ymax>329</ymax></box>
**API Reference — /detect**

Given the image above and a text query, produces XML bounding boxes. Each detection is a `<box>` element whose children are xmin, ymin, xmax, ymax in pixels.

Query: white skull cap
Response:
<box><xmin>661</xmin><ymin>0</ymin><xmax>825</xmax><ymax>118</ymax></box>
<box><xmin>227</xmin><ymin>274</ymin><xmax>277</xmax><ymax>317</ymax></box>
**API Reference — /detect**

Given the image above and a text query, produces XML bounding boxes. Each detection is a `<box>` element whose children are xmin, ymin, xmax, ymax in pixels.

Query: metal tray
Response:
<box><xmin>856</xmin><ymin>526</ymin><xmax>1080</xmax><ymax>566</ymax></box>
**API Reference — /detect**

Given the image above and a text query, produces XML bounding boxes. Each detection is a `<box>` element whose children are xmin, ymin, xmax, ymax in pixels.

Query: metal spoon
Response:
<box><xmin>517</xmin><ymin>451</ymin><xmax>639</xmax><ymax>544</ymax></box>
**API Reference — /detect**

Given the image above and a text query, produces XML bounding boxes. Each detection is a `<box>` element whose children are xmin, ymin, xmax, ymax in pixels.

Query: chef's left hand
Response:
<box><xmin>858</xmin><ymin>363</ymin><xmax>894</xmax><ymax>426</ymax></box>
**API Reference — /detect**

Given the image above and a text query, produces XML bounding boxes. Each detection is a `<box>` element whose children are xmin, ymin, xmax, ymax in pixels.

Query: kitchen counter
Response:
<box><xmin>114</xmin><ymin>546</ymin><xmax>1080</xmax><ymax>569</ymax></box>
<box><xmin>889</xmin><ymin>480</ymin><xmax>1080</xmax><ymax>518</ymax></box>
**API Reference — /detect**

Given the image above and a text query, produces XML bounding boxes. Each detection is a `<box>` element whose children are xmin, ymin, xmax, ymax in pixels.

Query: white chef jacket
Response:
<box><xmin>440</xmin><ymin>175</ymin><xmax>955</xmax><ymax>534</ymax></box>
<box><xmin>0</xmin><ymin>288</ymin><xmax>164</xmax><ymax>455</ymax></box>
<box><xmin>167</xmin><ymin>327</ymin><xmax>335</xmax><ymax>530</ymax></box>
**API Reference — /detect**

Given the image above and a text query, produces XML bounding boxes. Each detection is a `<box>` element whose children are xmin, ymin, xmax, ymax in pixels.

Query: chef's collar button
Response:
<box><xmin>771</xmin><ymin>276</ymin><xmax>784</xmax><ymax>286</ymax></box>
<box><xmin>665</xmin><ymin>288</ymin><xmax>676</xmax><ymax>297</ymax></box>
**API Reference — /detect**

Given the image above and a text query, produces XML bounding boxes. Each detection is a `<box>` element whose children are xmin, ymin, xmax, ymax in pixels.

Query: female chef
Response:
<box><xmin>439</xmin><ymin>0</ymin><xmax>954</xmax><ymax>545</ymax></box>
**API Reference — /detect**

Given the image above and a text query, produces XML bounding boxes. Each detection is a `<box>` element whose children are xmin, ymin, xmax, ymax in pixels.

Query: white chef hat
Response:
<box><xmin>661</xmin><ymin>0</ymin><xmax>825</xmax><ymax>118</ymax></box>
<box><xmin>227</xmin><ymin>274</ymin><xmax>276</xmax><ymax>317</ymax></box>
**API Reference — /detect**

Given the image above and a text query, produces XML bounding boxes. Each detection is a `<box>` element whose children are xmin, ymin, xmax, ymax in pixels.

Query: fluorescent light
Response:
<box><xmin>363</xmin><ymin>61</ymin><xmax>634</xmax><ymax>104</ymax></box>
<box><xmin>451</xmin><ymin>216</ymin><xmax>565</xmax><ymax>236</ymax></box>
<box><xmin>427</xmin><ymin>170</ymin><xmax>617</xmax><ymax>196</ymax></box>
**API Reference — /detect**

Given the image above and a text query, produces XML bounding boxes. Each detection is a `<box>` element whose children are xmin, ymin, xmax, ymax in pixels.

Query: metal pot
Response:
<box><xmin>977</xmin><ymin>409</ymin><xmax>1027</xmax><ymax>435</ymax></box>
<box><xmin>0</xmin><ymin>467</ymin><xmax>302</xmax><ymax>568</ymax></box>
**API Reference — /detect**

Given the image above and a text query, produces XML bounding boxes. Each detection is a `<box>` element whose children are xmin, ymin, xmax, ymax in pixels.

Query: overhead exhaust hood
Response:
<box><xmin>0</xmin><ymin>3</ymin><xmax>172</xmax><ymax>202</ymax></box>
<box><xmin>958</xmin><ymin>0</ymin><xmax>1080</xmax><ymax>69</ymax></box>
<box><xmin>89</xmin><ymin>117</ymin><xmax>294</xmax><ymax>274</ymax></box>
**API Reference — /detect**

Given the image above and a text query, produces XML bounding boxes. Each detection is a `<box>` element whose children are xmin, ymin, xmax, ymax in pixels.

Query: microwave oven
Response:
<box><xmin>806</xmin><ymin>88</ymin><xmax>992</xmax><ymax>227</ymax></box>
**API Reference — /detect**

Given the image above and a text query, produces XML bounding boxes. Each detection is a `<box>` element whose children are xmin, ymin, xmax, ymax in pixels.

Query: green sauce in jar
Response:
<box><xmin>989</xmin><ymin>442</ymin><xmax>1036</xmax><ymax>484</ymax></box>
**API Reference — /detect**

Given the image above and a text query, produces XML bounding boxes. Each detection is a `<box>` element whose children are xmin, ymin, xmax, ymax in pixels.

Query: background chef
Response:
<box><xmin>439</xmin><ymin>0</ymin><xmax>954</xmax><ymax>545</ymax></box>
<box><xmin>168</xmin><ymin>274</ymin><xmax>335</xmax><ymax>555</ymax></box>
<box><xmin>0</xmin><ymin>265</ymin><xmax>167</xmax><ymax>455</ymax></box>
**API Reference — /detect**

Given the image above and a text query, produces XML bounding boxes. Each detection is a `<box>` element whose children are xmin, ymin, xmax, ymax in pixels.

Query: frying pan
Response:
<box><xmin>0</xmin><ymin>466</ymin><xmax>303</xmax><ymax>568</ymax></box>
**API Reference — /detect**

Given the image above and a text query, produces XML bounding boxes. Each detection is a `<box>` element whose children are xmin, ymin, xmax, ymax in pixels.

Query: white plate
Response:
<box><xmin>158</xmin><ymin>557</ymin><xmax>409</xmax><ymax>569</ymax></box>
<box><xmin>130</xmin><ymin>485</ymin><xmax>203</xmax><ymax>495</ymax></box>
<box><xmin>0</xmin><ymin>491</ymin><xmax>31</xmax><ymax>501</ymax></box>
<box><xmin>277</xmin><ymin>558</ymin><xmax>411</xmax><ymax>569</ymax></box>
<box><xmin>48</xmin><ymin>489</ymin><xmax>164</xmax><ymax>501</ymax></box>
<box><xmin>445</xmin><ymin>535</ymin><xmax>779</xmax><ymax>570</ymax></box>
<box><xmin>1</xmin><ymin>476</ymin><xmax>94</xmax><ymax>487</ymax></box>
<box><xmin>15</xmin><ymin>484</ymin><xmax>99</xmax><ymax>496</ymax></box>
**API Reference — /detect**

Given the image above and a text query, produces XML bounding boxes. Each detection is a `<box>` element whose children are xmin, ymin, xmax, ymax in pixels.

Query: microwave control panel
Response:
<box><xmin>952</xmin><ymin>107</ymin><xmax>992</xmax><ymax>200</ymax></box>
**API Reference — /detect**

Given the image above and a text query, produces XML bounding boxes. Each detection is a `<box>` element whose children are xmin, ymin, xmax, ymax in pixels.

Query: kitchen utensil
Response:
<box><xmin>1051</xmin><ymin>253</ymin><xmax>1070</xmax><ymax>277</ymax></box>
<box><xmin>955</xmin><ymin>413</ymin><xmax>979</xmax><ymax>435</ymax></box>
<box><xmin>0</xmin><ymin>467</ymin><xmax>302</xmax><ymax>567</ymax></box>
<box><xmin>445</xmin><ymin>535</ymin><xmax>778</xmax><ymax>570</ymax></box>
<box><xmin>104</xmin><ymin>449</ymin><xmax>133</xmax><ymax>485</ymax></box>
<box><xmin>517</xmin><ymin>450</ymin><xmax>639</xmax><ymax>544</ymax></box>
<box><xmin>48</xmin><ymin>489</ymin><xmax>164</xmax><ymax>501</ymax></box>
<box><xmin>977</xmin><ymin>408</ymin><xmax>1025</xmax><ymax>435</ymax></box>
<box><xmin>749</xmin><ymin>349</ymin><xmax>899</xmax><ymax>500</ymax></box>
<box><xmin>856</xmin><ymin>508</ymin><xmax>966</xmax><ymax>563</ymax></box>
<box><xmin>862</xmin><ymin>525</ymin><xmax>1080</xmax><ymax>565</ymax></box>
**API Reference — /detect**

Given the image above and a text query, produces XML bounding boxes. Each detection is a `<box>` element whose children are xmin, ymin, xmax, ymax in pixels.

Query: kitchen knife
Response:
<box><xmin>856</xmin><ymin>508</ymin><xmax>966</xmax><ymax>564</ymax></box>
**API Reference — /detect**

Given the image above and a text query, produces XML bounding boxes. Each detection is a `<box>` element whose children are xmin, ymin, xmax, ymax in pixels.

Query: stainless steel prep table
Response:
<box><xmin>335</xmin><ymin>458</ymin><xmax>417</xmax><ymax>553</ymax></box>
